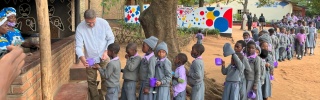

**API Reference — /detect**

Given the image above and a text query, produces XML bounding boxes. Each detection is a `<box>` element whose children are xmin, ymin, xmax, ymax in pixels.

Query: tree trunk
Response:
<box><xmin>139</xmin><ymin>0</ymin><xmax>180</xmax><ymax>60</ymax></box>
<box><xmin>199</xmin><ymin>0</ymin><xmax>204</xmax><ymax>7</ymax></box>
<box><xmin>240</xmin><ymin>0</ymin><xmax>248</xmax><ymax>30</ymax></box>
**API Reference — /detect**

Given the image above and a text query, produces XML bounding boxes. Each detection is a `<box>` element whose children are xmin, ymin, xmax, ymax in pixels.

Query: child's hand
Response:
<box><xmin>93</xmin><ymin>64</ymin><xmax>101</xmax><ymax>69</ymax></box>
<box><xmin>270</xmin><ymin>70</ymin><xmax>274</xmax><ymax>75</ymax></box>
<box><xmin>156</xmin><ymin>81</ymin><xmax>162</xmax><ymax>87</ymax></box>
<box><xmin>125</xmin><ymin>54</ymin><xmax>129</xmax><ymax>59</ymax></box>
<box><xmin>143</xmin><ymin>87</ymin><xmax>149</xmax><ymax>94</ymax></box>
<box><xmin>265</xmin><ymin>63</ymin><xmax>270</xmax><ymax>68</ymax></box>
<box><xmin>252</xmin><ymin>85</ymin><xmax>257</xmax><ymax>92</ymax></box>
<box><xmin>222</xmin><ymin>60</ymin><xmax>225</xmax><ymax>66</ymax></box>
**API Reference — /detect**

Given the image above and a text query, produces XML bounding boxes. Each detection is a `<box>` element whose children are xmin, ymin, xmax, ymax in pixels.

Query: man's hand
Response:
<box><xmin>101</xmin><ymin>50</ymin><xmax>109</xmax><ymax>61</ymax></box>
<box><xmin>79</xmin><ymin>56</ymin><xmax>89</xmax><ymax>67</ymax></box>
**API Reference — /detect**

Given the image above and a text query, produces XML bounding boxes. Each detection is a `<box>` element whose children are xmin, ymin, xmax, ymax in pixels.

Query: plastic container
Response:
<box><xmin>86</xmin><ymin>58</ymin><xmax>95</xmax><ymax>66</ymax></box>
<box><xmin>149</xmin><ymin>78</ymin><xmax>157</xmax><ymax>87</ymax></box>
<box><xmin>270</xmin><ymin>75</ymin><xmax>274</xmax><ymax>80</ymax></box>
<box><xmin>274</xmin><ymin>61</ymin><xmax>278</xmax><ymax>68</ymax></box>
<box><xmin>215</xmin><ymin>58</ymin><xmax>222</xmax><ymax>66</ymax></box>
<box><xmin>247</xmin><ymin>90</ymin><xmax>256</xmax><ymax>99</ymax></box>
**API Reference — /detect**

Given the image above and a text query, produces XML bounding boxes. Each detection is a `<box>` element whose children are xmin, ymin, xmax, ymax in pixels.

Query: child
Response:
<box><xmin>302</xmin><ymin>21</ymin><xmax>310</xmax><ymax>56</ymax></box>
<box><xmin>95</xmin><ymin>43</ymin><xmax>121</xmax><ymax>100</ymax></box>
<box><xmin>172</xmin><ymin>53</ymin><xmax>188</xmax><ymax>100</ymax></box>
<box><xmin>0</xmin><ymin>11</ymin><xmax>10</xmax><ymax>58</ymax></box>
<box><xmin>244</xmin><ymin>31</ymin><xmax>254</xmax><ymax>44</ymax></box>
<box><xmin>251</xmin><ymin>28</ymin><xmax>259</xmax><ymax>42</ymax></box>
<box><xmin>260</xmin><ymin>42</ymin><xmax>274</xmax><ymax>100</ymax></box>
<box><xmin>234</xmin><ymin>40</ymin><xmax>252</xmax><ymax>100</ymax></box>
<box><xmin>307</xmin><ymin>22</ymin><xmax>317</xmax><ymax>55</ymax></box>
<box><xmin>268</xmin><ymin>28</ymin><xmax>279</xmax><ymax>64</ymax></box>
<box><xmin>120</xmin><ymin>43</ymin><xmax>142</xmax><ymax>100</ymax></box>
<box><xmin>221</xmin><ymin>43</ymin><xmax>245</xmax><ymax>100</ymax></box>
<box><xmin>256</xmin><ymin>46</ymin><xmax>265</xmax><ymax>100</ymax></box>
<box><xmin>194</xmin><ymin>29</ymin><xmax>204</xmax><ymax>44</ymax></box>
<box><xmin>245</xmin><ymin>41</ymin><xmax>261</xmax><ymax>100</ymax></box>
<box><xmin>187</xmin><ymin>44</ymin><xmax>205</xmax><ymax>100</ymax></box>
<box><xmin>139</xmin><ymin>36</ymin><xmax>158</xmax><ymax>100</ymax></box>
<box><xmin>285</xmin><ymin>30</ymin><xmax>292</xmax><ymax>60</ymax></box>
<box><xmin>278</xmin><ymin>27</ymin><xmax>288</xmax><ymax>62</ymax></box>
<box><xmin>153</xmin><ymin>42</ymin><xmax>172</xmax><ymax>100</ymax></box>
<box><xmin>296</xmin><ymin>29</ymin><xmax>307</xmax><ymax>60</ymax></box>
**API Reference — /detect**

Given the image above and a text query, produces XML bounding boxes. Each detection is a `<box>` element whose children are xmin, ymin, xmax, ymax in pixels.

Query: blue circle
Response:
<box><xmin>135</xmin><ymin>11</ymin><xmax>140</xmax><ymax>15</ymax></box>
<box><xmin>137</xmin><ymin>6</ymin><xmax>141</xmax><ymax>12</ymax></box>
<box><xmin>206</xmin><ymin>7</ymin><xmax>215</xmax><ymax>11</ymax></box>
<box><xmin>125</xmin><ymin>18</ymin><xmax>128</xmax><ymax>22</ymax></box>
<box><xmin>214</xmin><ymin>17</ymin><xmax>229</xmax><ymax>32</ymax></box>
<box><xmin>214</xmin><ymin>11</ymin><xmax>220</xmax><ymax>16</ymax></box>
<box><xmin>131</xmin><ymin>14</ymin><xmax>135</xmax><ymax>17</ymax></box>
<box><xmin>198</xmin><ymin>23</ymin><xmax>200</xmax><ymax>25</ymax></box>
<box><xmin>194</xmin><ymin>22</ymin><xmax>196</xmax><ymax>24</ymax></box>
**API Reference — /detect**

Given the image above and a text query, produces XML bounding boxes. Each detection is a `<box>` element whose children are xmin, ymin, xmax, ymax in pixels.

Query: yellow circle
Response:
<box><xmin>182</xmin><ymin>16</ymin><xmax>186</xmax><ymax>21</ymax></box>
<box><xmin>195</xmin><ymin>18</ymin><xmax>199</xmax><ymax>21</ymax></box>
<box><xmin>132</xmin><ymin>8</ymin><xmax>136</xmax><ymax>13</ymax></box>
<box><xmin>206</xmin><ymin>11</ymin><xmax>215</xmax><ymax>20</ymax></box>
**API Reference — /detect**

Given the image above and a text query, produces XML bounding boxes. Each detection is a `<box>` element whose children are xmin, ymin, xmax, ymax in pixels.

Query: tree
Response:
<box><xmin>291</xmin><ymin>0</ymin><xmax>320</xmax><ymax>16</ymax></box>
<box><xmin>199</xmin><ymin>0</ymin><xmax>205</xmax><ymax>7</ymax></box>
<box><xmin>139</xmin><ymin>0</ymin><xmax>180</xmax><ymax>60</ymax></box>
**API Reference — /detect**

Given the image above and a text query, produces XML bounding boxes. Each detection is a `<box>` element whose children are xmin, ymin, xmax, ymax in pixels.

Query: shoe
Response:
<box><xmin>282</xmin><ymin>59</ymin><xmax>285</xmax><ymax>61</ymax></box>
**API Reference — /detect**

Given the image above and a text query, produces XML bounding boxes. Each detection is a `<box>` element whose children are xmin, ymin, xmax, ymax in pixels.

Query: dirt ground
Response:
<box><xmin>111</xmin><ymin>26</ymin><xmax>320</xmax><ymax>100</ymax></box>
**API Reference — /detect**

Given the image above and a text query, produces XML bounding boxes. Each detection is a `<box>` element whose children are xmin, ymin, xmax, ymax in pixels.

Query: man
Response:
<box><xmin>242</xmin><ymin>12</ymin><xmax>248</xmax><ymax>31</ymax></box>
<box><xmin>247</xmin><ymin>12</ymin><xmax>253</xmax><ymax>31</ymax></box>
<box><xmin>75</xmin><ymin>9</ymin><xmax>115</xmax><ymax>100</ymax></box>
<box><xmin>259</xmin><ymin>13</ymin><xmax>266</xmax><ymax>30</ymax></box>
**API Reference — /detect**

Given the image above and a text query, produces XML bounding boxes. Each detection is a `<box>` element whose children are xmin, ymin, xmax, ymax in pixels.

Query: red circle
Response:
<box><xmin>206</xmin><ymin>19</ymin><xmax>213</xmax><ymax>27</ymax></box>
<box><xmin>130</xmin><ymin>10</ymin><xmax>132</xmax><ymax>13</ymax></box>
<box><xmin>126</xmin><ymin>14</ymin><xmax>131</xmax><ymax>20</ymax></box>
<box><xmin>180</xmin><ymin>10</ymin><xmax>183</xmax><ymax>14</ymax></box>
<box><xmin>200</xmin><ymin>11</ymin><xmax>204</xmax><ymax>16</ymax></box>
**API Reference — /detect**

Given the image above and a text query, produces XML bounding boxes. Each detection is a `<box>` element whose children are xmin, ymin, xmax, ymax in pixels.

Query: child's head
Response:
<box><xmin>290</xmin><ymin>28</ymin><xmax>295</xmax><ymax>34</ymax></box>
<box><xmin>198</xmin><ymin>29</ymin><xmax>202</xmax><ymax>33</ymax></box>
<box><xmin>235</xmin><ymin>40</ymin><xmax>246</xmax><ymax>53</ymax></box>
<box><xmin>4</xmin><ymin>7</ymin><xmax>17</xmax><ymax>27</ymax></box>
<box><xmin>302</xmin><ymin>21</ymin><xmax>306</xmax><ymax>26</ymax></box>
<box><xmin>255</xmin><ymin>46</ymin><xmax>261</xmax><ymax>55</ymax></box>
<box><xmin>142</xmin><ymin>36</ymin><xmax>158</xmax><ymax>53</ymax></box>
<box><xmin>280</xmin><ymin>27</ymin><xmax>286</xmax><ymax>33</ymax></box>
<box><xmin>107</xmin><ymin>43</ymin><xmax>120</xmax><ymax>58</ymax></box>
<box><xmin>246</xmin><ymin>41</ymin><xmax>257</xmax><ymax>56</ymax></box>
<box><xmin>300</xmin><ymin>28</ymin><xmax>305</xmax><ymax>34</ymax></box>
<box><xmin>259</xmin><ymin>49</ymin><xmax>268</xmax><ymax>59</ymax></box>
<box><xmin>191</xmin><ymin>44</ymin><xmax>205</xmax><ymax>58</ymax></box>
<box><xmin>297</xmin><ymin>20</ymin><xmax>302</xmax><ymax>25</ymax></box>
<box><xmin>274</xmin><ymin>27</ymin><xmax>278</xmax><ymax>33</ymax></box>
<box><xmin>258</xmin><ymin>30</ymin><xmax>268</xmax><ymax>37</ymax></box>
<box><xmin>268</xmin><ymin>28</ymin><xmax>274</xmax><ymax>35</ymax></box>
<box><xmin>155</xmin><ymin>42</ymin><xmax>168</xmax><ymax>59</ymax></box>
<box><xmin>126</xmin><ymin>42</ymin><xmax>137</xmax><ymax>57</ymax></box>
<box><xmin>259</xmin><ymin>41</ymin><xmax>268</xmax><ymax>50</ymax></box>
<box><xmin>174</xmin><ymin>53</ymin><xmax>188</xmax><ymax>66</ymax></box>
<box><xmin>308</xmin><ymin>22</ymin><xmax>313</xmax><ymax>27</ymax></box>
<box><xmin>243</xmin><ymin>31</ymin><xmax>250</xmax><ymax>40</ymax></box>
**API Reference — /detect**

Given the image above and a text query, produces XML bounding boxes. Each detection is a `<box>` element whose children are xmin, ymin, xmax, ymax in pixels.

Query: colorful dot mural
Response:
<box><xmin>124</xmin><ymin>5</ymin><xmax>233</xmax><ymax>33</ymax></box>
<box><xmin>124</xmin><ymin>5</ymin><xmax>150</xmax><ymax>23</ymax></box>
<box><xmin>177</xmin><ymin>7</ymin><xmax>233</xmax><ymax>33</ymax></box>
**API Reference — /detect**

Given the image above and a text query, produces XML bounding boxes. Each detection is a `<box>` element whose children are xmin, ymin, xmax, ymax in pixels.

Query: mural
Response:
<box><xmin>124</xmin><ymin>6</ymin><xmax>233</xmax><ymax>33</ymax></box>
<box><xmin>177</xmin><ymin>7</ymin><xmax>233</xmax><ymax>33</ymax></box>
<box><xmin>254</xmin><ymin>1</ymin><xmax>289</xmax><ymax>8</ymax></box>
<box><xmin>124</xmin><ymin>4</ymin><xmax>150</xmax><ymax>23</ymax></box>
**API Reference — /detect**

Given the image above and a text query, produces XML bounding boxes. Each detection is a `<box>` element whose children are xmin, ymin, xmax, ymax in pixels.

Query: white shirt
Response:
<box><xmin>75</xmin><ymin>17</ymin><xmax>115</xmax><ymax>63</ymax></box>
<box><xmin>243</xmin><ymin>14</ymin><xmax>248</xmax><ymax>21</ymax></box>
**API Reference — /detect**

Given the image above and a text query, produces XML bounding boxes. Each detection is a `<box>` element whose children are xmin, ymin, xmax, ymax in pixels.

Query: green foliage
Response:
<box><xmin>206</xmin><ymin>28</ymin><xmax>220</xmax><ymax>35</ymax></box>
<box><xmin>291</xmin><ymin>0</ymin><xmax>320</xmax><ymax>16</ymax></box>
<box><xmin>101</xmin><ymin>0</ymin><xmax>121</xmax><ymax>14</ymax></box>
<box><xmin>233</xmin><ymin>14</ymin><xmax>241</xmax><ymax>21</ymax></box>
<box><xmin>178</xmin><ymin>0</ymin><xmax>197</xmax><ymax>6</ymax></box>
<box><xmin>118</xmin><ymin>20</ymin><xmax>142</xmax><ymax>32</ymax></box>
<box><xmin>177</xmin><ymin>27</ymin><xmax>220</xmax><ymax>35</ymax></box>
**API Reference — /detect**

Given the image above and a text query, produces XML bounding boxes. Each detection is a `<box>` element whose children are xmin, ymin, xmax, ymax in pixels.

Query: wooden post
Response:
<box><xmin>35</xmin><ymin>0</ymin><xmax>53</xmax><ymax>100</ymax></box>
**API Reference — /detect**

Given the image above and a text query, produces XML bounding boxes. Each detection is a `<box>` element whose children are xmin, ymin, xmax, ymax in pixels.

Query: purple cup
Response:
<box><xmin>86</xmin><ymin>58</ymin><xmax>95</xmax><ymax>66</ymax></box>
<box><xmin>286</xmin><ymin>47</ymin><xmax>289</xmax><ymax>51</ymax></box>
<box><xmin>215</xmin><ymin>58</ymin><xmax>222</xmax><ymax>66</ymax></box>
<box><xmin>270</xmin><ymin>75</ymin><xmax>274</xmax><ymax>80</ymax></box>
<box><xmin>274</xmin><ymin>61</ymin><xmax>278</xmax><ymax>68</ymax></box>
<box><xmin>149</xmin><ymin>78</ymin><xmax>157</xmax><ymax>87</ymax></box>
<box><xmin>247</xmin><ymin>90</ymin><xmax>256</xmax><ymax>99</ymax></box>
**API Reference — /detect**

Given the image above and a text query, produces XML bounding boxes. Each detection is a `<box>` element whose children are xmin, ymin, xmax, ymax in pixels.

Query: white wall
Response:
<box><xmin>211</xmin><ymin>0</ymin><xmax>293</xmax><ymax>22</ymax></box>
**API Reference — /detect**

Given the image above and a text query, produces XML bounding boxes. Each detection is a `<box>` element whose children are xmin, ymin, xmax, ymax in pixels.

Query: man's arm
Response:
<box><xmin>75</xmin><ymin>28</ymin><xmax>88</xmax><ymax>66</ymax></box>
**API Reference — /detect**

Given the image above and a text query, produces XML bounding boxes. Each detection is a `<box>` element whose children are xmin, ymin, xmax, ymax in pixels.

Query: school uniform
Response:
<box><xmin>187</xmin><ymin>56</ymin><xmax>205</xmax><ymax>100</ymax></box>
<box><xmin>238</xmin><ymin>53</ymin><xmax>252</xmax><ymax>100</ymax></box>
<box><xmin>138</xmin><ymin>36</ymin><xmax>158</xmax><ymax>100</ymax></box>
<box><xmin>196</xmin><ymin>33</ymin><xmax>204</xmax><ymax>44</ymax></box>
<box><xmin>296</xmin><ymin>33</ymin><xmax>306</xmax><ymax>59</ymax></box>
<box><xmin>285</xmin><ymin>34</ymin><xmax>291</xmax><ymax>59</ymax></box>
<box><xmin>278</xmin><ymin>33</ymin><xmax>287</xmax><ymax>60</ymax></box>
<box><xmin>172</xmin><ymin>65</ymin><xmax>187</xmax><ymax>100</ymax></box>
<box><xmin>288</xmin><ymin>34</ymin><xmax>295</xmax><ymax>59</ymax></box>
<box><xmin>271</xmin><ymin>34</ymin><xmax>279</xmax><ymax>62</ymax></box>
<box><xmin>258</xmin><ymin>57</ymin><xmax>265</xmax><ymax>100</ymax></box>
<box><xmin>245</xmin><ymin>53</ymin><xmax>261</xmax><ymax>100</ymax></box>
<box><xmin>262</xmin><ymin>54</ymin><xmax>274</xmax><ymax>98</ymax></box>
<box><xmin>252</xmin><ymin>28</ymin><xmax>259</xmax><ymax>42</ymax></box>
<box><xmin>307</xmin><ymin>26</ymin><xmax>317</xmax><ymax>54</ymax></box>
<box><xmin>222</xmin><ymin>43</ymin><xmax>245</xmax><ymax>100</ymax></box>
<box><xmin>153</xmin><ymin>42</ymin><xmax>172</xmax><ymax>100</ymax></box>
<box><xmin>98</xmin><ymin>57</ymin><xmax>121</xmax><ymax>100</ymax></box>
<box><xmin>120</xmin><ymin>53</ymin><xmax>142</xmax><ymax>100</ymax></box>
<box><xmin>294</xmin><ymin>26</ymin><xmax>304</xmax><ymax>55</ymax></box>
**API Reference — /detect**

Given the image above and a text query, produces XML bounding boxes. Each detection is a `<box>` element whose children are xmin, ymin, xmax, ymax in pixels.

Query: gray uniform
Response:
<box><xmin>98</xmin><ymin>58</ymin><xmax>121</xmax><ymax>100</ymax></box>
<box><xmin>307</xmin><ymin>27</ymin><xmax>317</xmax><ymax>48</ymax></box>
<box><xmin>245</xmin><ymin>56</ymin><xmax>261</xmax><ymax>100</ymax></box>
<box><xmin>222</xmin><ymin>54</ymin><xmax>245</xmax><ymax>100</ymax></box>
<box><xmin>240</xmin><ymin>56</ymin><xmax>251</xmax><ymax>100</ymax></box>
<box><xmin>278</xmin><ymin>33</ymin><xmax>288</xmax><ymax>60</ymax></box>
<box><xmin>187</xmin><ymin>58</ymin><xmax>205</xmax><ymax>100</ymax></box>
<box><xmin>121</xmin><ymin>55</ymin><xmax>142</xmax><ymax>100</ymax></box>
<box><xmin>138</xmin><ymin>54</ymin><xmax>157</xmax><ymax>100</ymax></box>
<box><xmin>262</xmin><ymin>54</ymin><xmax>274</xmax><ymax>98</ymax></box>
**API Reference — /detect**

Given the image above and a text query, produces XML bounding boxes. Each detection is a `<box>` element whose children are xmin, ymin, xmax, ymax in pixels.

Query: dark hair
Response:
<box><xmin>259</xmin><ymin>41</ymin><xmax>268</xmax><ymax>47</ymax></box>
<box><xmin>246</xmin><ymin>41</ymin><xmax>256</xmax><ymax>48</ymax></box>
<box><xmin>126</xmin><ymin>42</ymin><xmax>137</xmax><ymax>50</ymax></box>
<box><xmin>280</xmin><ymin>27</ymin><xmax>286</xmax><ymax>31</ymax></box>
<box><xmin>300</xmin><ymin>28</ymin><xmax>305</xmax><ymax>33</ymax></box>
<box><xmin>192</xmin><ymin>44</ymin><xmax>205</xmax><ymax>55</ymax></box>
<box><xmin>274</xmin><ymin>27</ymin><xmax>278</xmax><ymax>32</ymax></box>
<box><xmin>259</xmin><ymin>49</ymin><xmax>268</xmax><ymax>59</ymax></box>
<box><xmin>176</xmin><ymin>53</ymin><xmax>188</xmax><ymax>65</ymax></box>
<box><xmin>236</xmin><ymin>40</ymin><xmax>246</xmax><ymax>48</ymax></box>
<box><xmin>198</xmin><ymin>29</ymin><xmax>202</xmax><ymax>33</ymax></box>
<box><xmin>268</xmin><ymin>28</ymin><xmax>274</xmax><ymax>34</ymax></box>
<box><xmin>290</xmin><ymin>28</ymin><xmax>295</xmax><ymax>31</ymax></box>
<box><xmin>108</xmin><ymin>43</ymin><xmax>120</xmax><ymax>54</ymax></box>
<box><xmin>243</xmin><ymin>31</ymin><xmax>250</xmax><ymax>36</ymax></box>
<box><xmin>308</xmin><ymin>22</ymin><xmax>313</xmax><ymax>25</ymax></box>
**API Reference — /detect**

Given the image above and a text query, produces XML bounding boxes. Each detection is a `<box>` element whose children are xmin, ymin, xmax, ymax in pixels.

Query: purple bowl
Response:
<box><xmin>274</xmin><ymin>61</ymin><xmax>278</xmax><ymax>68</ymax></box>
<box><xmin>215</xmin><ymin>58</ymin><xmax>222</xmax><ymax>66</ymax></box>
<box><xmin>149</xmin><ymin>78</ymin><xmax>157</xmax><ymax>87</ymax></box>
<box><xmin>270</xmin><ymin>75</ymin><xmax>274</xmax><ymax>80</ymax></box>
<box><xmin>247</xmin><ymin>90</ymin><xmax>256</xmax><ymax>99</ymax></box>
<box><xmin>86</xmin><ymin>58</ymin><xmax>94</xmax><ymax>66</ymax></box>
